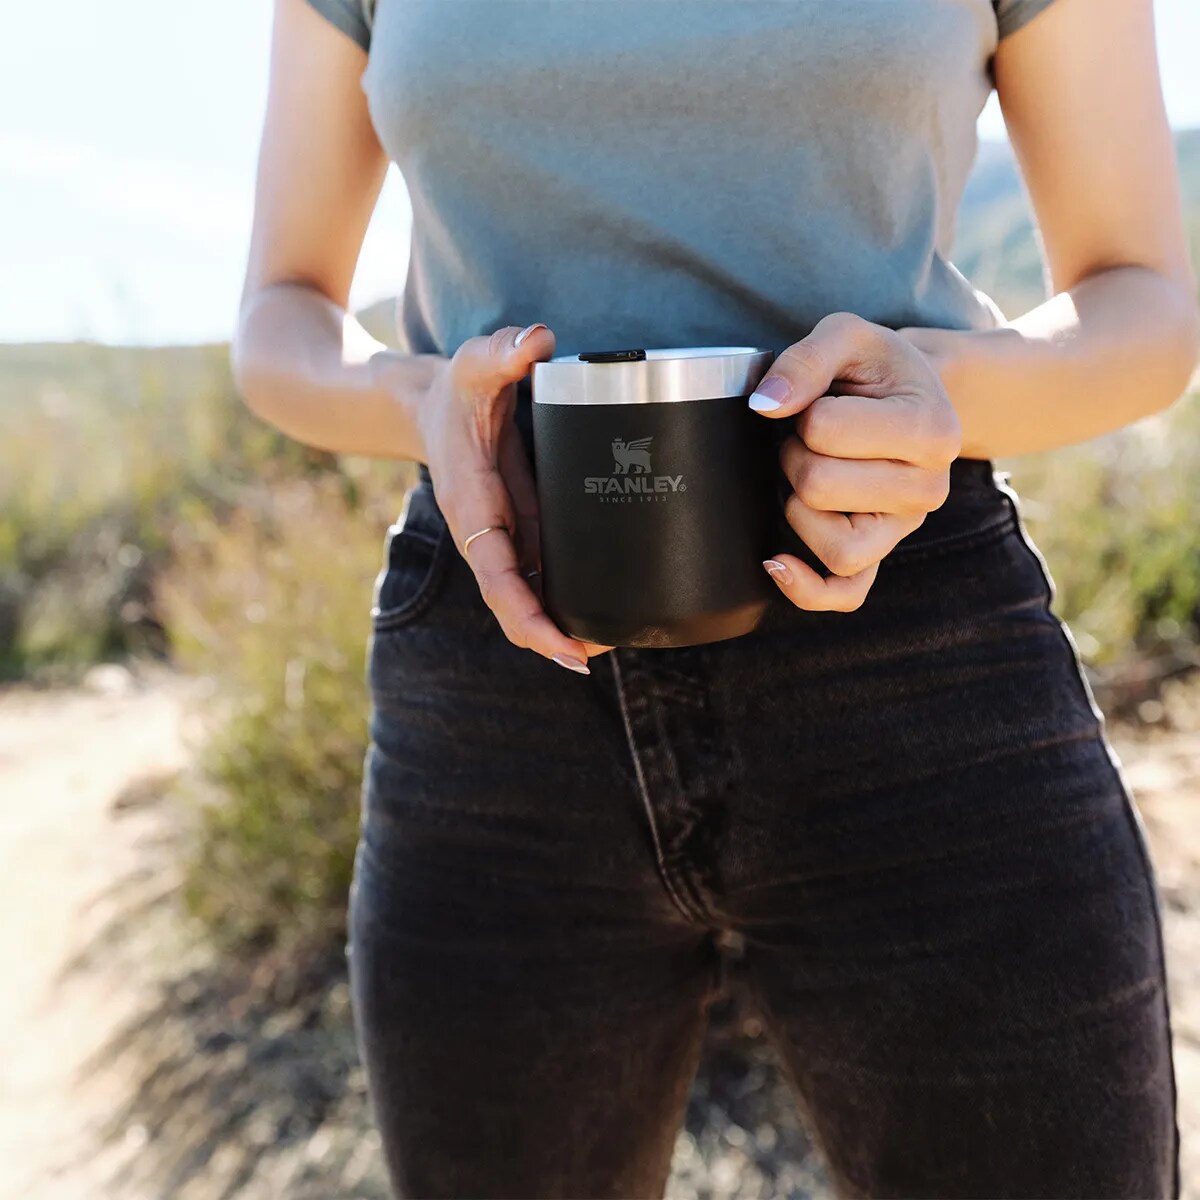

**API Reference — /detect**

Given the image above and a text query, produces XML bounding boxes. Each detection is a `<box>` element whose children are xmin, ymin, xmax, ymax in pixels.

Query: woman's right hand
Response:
<box><xmin>410</xmin><ymin>322</ymin><xmax>603</xmax><ymax>675</ymax></box>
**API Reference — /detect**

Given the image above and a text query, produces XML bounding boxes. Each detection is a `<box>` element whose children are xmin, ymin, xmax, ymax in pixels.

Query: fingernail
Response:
<box><xmin>763</xmin><ymin>559</ymin><xmax>793</xmax><ymax>585</ymax></box>
<box><xmin>514</xmin><ymin>323</ymin><xmax>547</xmax><ymax>349</ymax></box>
<box><xmin>748</xmin><ymin>376</ymin><xmax>790</xmax><ymax>412</ymax></box>
<box><xmin>552</xmin><ymin>653</ymin><xmax>591</xmax><ymax>675</ymax></box>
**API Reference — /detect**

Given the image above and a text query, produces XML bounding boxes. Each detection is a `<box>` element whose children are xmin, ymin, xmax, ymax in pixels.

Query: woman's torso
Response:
<box><xmin>356</xmin><ymin>0</ymin><xmax>1014</xmax><ymax>358</ymax></box>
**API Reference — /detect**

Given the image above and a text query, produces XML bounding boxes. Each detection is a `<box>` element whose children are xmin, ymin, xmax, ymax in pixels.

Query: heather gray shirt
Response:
<box><xmin>304</xmin><ymin>0</ymin><xmax>1060</xmax><ymax>358</ymax></box>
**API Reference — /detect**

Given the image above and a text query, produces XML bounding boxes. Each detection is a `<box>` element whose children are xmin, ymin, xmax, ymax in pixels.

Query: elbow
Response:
<box><xmin>231</xmin><ymin>306</ymin><xmax>287</xmax><ymax>429</ymax></box>
<box><xmin>231</xmin><ymin>347</ymin><xmax>277</xmax><ymax>426</ymax></box>
<box><xmin>1146</xmin><ymin>277</ymin><xmax>1200</xmax><ymax>417</ymax></box>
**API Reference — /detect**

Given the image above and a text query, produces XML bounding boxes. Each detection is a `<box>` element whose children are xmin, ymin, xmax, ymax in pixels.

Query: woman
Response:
<box><xmin>233</xmin><ymin>0</ymin><xmax>1198</xmax><ymax>1195</ymax></box>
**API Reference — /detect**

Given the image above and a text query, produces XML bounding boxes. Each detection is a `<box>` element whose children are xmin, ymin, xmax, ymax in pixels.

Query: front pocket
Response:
<box><xmin>371</xmin><ymin>485</ymin><xmax>454</xmax><ymax>631</ymax></box>
<box><xmin>883</xmin><ymin>508</ymin><xmax>1017</xmax><ymax>566</ymax></box>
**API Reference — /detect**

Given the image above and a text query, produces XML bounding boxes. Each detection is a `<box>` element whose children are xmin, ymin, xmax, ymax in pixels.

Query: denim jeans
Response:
<box><xmin>348</xmin><ymin>447</ymin><xmax>1180</xmax><ymax>1199</ymax></box>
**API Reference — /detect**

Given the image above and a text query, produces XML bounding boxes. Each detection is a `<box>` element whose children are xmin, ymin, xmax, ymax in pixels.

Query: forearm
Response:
<box><xmin>231</xmin><ymin>280</ymin><xmax>442</xmax><ymax>460</ymax></box>
<box><xmin>903</xmin><ymin>265</ymin><xmax>1200</xmax><ymax>459</ymax></box>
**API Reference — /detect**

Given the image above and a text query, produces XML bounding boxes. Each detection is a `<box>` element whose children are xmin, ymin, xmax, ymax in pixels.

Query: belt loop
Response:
<box><xmin>950</xmin><ymin>455</ymin><xmax>997</xmax><ymax>490</ymax></box>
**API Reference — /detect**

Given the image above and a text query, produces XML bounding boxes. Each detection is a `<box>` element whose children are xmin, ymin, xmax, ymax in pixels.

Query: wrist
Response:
<box><xmin>367</xmin><ymin>349</ymin><xmax>447</xmax><ymax>462</ymax></box>
<box><xmin>897</xmin><ymin>324</ymin><xmax>972</xmax><ymax>391</ymax></box>
<box><xmin>898</xmin><ymin>325</ymin><xmax>1013</xmax><ymax>460</ymax></box>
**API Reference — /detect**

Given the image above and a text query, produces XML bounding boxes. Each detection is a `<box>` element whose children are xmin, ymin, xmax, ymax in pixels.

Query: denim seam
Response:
<box><xmin>662</xmin><ymin>844</ymin><xmax>722</xmax><ymax>926</ymax></box>
<box><xmin>994</xmin><ymin>472</ymin><xmax>1182</xmax><ymax>1200</ymax></box>
<box><xmin>390</xmin><ymin>526</ymin><xmax>440</xmax><ymax>550</ymax></box>
<box><xmin>639</xmin><ymin>698</ymin><xmax>724</xmax><ymax>923</ymax></box>
<box><xmin>610</xmin><ymin>650</ymin><xmax>711</xmax><ymax>926</ymax></box>
<box><xmin>633</xmin><ymin>667</ymin><xmax>730</xmax><ymax>927</ymax></box>
<box><xmin>371</xmin><ymin>519</ymin><xmax>455</xmax><ymax>632</ymax></box>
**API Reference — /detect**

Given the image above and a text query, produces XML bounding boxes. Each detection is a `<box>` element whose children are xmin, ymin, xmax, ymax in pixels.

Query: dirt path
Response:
<box><xmin>0</xmin><ymin>671</ymin><xmax>1196</xmax><ymax>1199</ymax></box>
<box><xmin>0</xmin><ymin>669</ymin><xmax>194</xmax><ymax>1199</ymax></box>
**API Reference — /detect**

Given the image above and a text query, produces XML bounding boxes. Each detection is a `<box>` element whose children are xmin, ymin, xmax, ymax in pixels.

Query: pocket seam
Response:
<box><xmin>371</xmin><ymin>517</ymin><xmax>454</xmax><ymax>632</ymax></box>
<box><xmin>396</xmin><ymin>526</ymin><xmax>440</xmax><ymax>551</ymax></box>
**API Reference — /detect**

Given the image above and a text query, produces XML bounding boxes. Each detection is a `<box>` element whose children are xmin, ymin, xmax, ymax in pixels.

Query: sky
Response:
<box><xmin>2</xmin><ymin>1</ymin><xmax>1198</xmax><ymax>346</ymax></box>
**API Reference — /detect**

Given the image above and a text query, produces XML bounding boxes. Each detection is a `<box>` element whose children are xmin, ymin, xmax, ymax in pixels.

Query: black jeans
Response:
<box><xmin>349</xmin><ymin>455</ymin><xmax>1180</xmax><ymax>1199</ymax></box>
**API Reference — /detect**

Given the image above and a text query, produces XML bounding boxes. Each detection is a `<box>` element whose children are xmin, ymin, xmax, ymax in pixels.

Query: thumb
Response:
<box><xmin>455</xmin><ymin>323</ymin><xmax>556</xmax><ymax>395</ymax></box>
<box><xmin>747</xmin><ymin>311</ymin><xmax>888</xmax><ymax>419</ymax></box>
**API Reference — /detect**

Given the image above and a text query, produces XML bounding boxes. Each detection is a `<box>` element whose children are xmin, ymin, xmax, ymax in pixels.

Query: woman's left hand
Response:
<box><xmin>749</xmin><ymin>312</ymin><xmax>963</xmax><ymax>612</ymax></box>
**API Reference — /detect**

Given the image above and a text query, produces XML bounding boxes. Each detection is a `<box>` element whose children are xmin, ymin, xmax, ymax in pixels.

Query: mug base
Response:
<box><xmin>557</xmin><ymin>598</ymin><xmax>770</xmax><ymax>649</ymax></box>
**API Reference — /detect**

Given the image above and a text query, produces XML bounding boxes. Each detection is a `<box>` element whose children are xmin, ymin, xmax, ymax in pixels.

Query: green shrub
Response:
<box><xmin>161</xmin><ymin>470</ymin><xmax>411</xmax><ymax>953</ymax></box>
<box><xmin>1005</xmin><ymin>385</ymin><xmax>1200</xmax><ymax>664</ymax></box>
<box><xmin>0</xmin><ymin>343</ymin><xmax>325</xmax><ymax>680</ymax></box>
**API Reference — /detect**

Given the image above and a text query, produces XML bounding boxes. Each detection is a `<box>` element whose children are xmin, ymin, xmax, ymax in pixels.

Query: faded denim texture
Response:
<box><xmin>348</xmin><ymin>452</ymin><xmax>1180</xmax><ymax>1200</ymax></box>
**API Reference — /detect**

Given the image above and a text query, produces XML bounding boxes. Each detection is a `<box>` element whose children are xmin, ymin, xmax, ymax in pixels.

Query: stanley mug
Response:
<box><xmin>531</xmin><ymin>346</ymin><xmax>777</xmax><ymax>648</ymax></box>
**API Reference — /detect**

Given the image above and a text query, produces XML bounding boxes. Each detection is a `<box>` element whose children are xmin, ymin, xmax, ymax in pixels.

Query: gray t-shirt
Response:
<box><xmin>304</xmin><ymin>0</ymin><xmax>1059</xmax><ymax>359</ymax></box>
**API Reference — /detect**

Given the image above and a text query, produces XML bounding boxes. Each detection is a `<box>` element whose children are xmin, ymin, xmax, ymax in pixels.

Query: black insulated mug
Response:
<box><xmin>531</xmin><ymin>346</ymin><xmax>777</xmax><ymax>648</ymax></box>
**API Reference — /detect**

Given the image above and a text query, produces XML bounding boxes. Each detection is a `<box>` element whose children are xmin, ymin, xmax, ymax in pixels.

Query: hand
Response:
<box><xmin>413</xmin><ymin>322</ymin><xmax>611</xmax><ymax>674</ymax></box>
<box><xmin>748</xmin><ymin>312</ymin><xmax>963</xmax><ymax>612</ymax></box>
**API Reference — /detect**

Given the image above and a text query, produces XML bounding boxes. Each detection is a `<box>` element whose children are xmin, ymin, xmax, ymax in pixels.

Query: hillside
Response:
<box><xmin>954</xmin><ymin>128</ymin><xmax>1200</xmax><ymax>318</ymax></box>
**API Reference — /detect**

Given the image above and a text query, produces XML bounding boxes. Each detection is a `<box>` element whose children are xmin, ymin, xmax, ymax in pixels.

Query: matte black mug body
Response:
<box><xmin>532</xmin><ymin>348</ymin><xmax>776</xmax><ymax>648</ymax></box>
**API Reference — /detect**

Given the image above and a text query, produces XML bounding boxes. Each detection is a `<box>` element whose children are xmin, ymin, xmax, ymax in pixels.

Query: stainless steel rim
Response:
<box><xmin>531</xmin><ymin>346</ymin><xmax>776</xmax><ymax>406</ymax></box>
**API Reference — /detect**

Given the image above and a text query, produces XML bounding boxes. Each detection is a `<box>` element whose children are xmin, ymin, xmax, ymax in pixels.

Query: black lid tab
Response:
<box><xmin>576</xmin><ymin>348</ymin><xmax>647</xmax><ymax>363</ymax></box>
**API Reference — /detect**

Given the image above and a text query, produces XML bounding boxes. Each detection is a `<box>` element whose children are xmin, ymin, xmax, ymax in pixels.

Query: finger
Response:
<box><xmin>780</xmin><ymin>438</ymin><xmax>950</xmax><ymax>517</ymax></box>
<box><xmin>465</xmin><ymin>524</ymin><xmax>593</xmax><ymax>667</ymax></box>
<box><xmin>783</xmin><ymin>504</ymin><xmax>924</xmax><ymax>577</ymax></box>
<box><xmin>762</xmin><ymin>554</ymin><xmax>879</xmax><ymax>613</ymax></box>
<box><xmin>796</xmin><ymin>393</ymin><xmax>962</xmax><ymax>469</ymax></box>
<box><xmin>454</xmin><ymin>322</ymin><xmax>556</xmax><ymax>400</ymax></box>
<box><xmin>447</xmin><ymin>464</ymin><xmax>591</xmax><ymax>668</ymax></box>
<box><xmin>465</xmin><ymin>526</ymin><xmax>572</xmax><ymax>655</ymax></box>
<box><xmin>747</xmin><ymin>312</ymin><xmax>900</xmax><ymax>419</ymax></box>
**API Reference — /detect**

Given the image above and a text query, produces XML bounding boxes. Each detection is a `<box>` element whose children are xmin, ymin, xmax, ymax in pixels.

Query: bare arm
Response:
<box><xmin>231</xmin><ymin>0</ymin><xmax>598</xmax><ymax>670</ymax></box>
<box><xmin>744</xmin><ymin>0</ymin><xmax>1199</xmax><ymax>612</ymax></box>
<box><xmin>901</xmin><ymin>0</ymin><xmax>1200</xmax><ymax>459</ymax></box>
<box><xmin>232</xmin><ymin>0</ymin><xmax>434</xmax><ymax>459</ymax></box>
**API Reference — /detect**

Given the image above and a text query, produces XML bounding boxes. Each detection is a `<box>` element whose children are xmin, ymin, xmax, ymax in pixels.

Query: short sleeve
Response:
<box><xmin>303</xmin><ymin>0</ymin><xmax>373</xmax><ymax>52</ymax></box>
<box><xmin>994</xmin><ymin>0</ymin><xmax>1060</xmax><ymax>40</ymax></box>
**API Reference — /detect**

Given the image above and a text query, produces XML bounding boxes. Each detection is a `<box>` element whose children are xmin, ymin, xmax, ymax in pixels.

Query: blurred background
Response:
<box><xmin>1</xmin><ymin>2</ymin><xmax>1199</xmax><ymax>1198</ymax></box>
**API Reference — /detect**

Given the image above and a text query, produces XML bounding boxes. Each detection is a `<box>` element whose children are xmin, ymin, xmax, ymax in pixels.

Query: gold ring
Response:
<box><xmin>462</xmin><ymin>525</ymin><xmax>507</xmax><ymax>555</ymax></box>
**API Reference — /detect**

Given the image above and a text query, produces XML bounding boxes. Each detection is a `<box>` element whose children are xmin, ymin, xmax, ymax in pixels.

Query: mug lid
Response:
<box><xmin>531</xmin><ymin>346</ymin><xmax>775</xmax><ymax>406</ymax></box>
